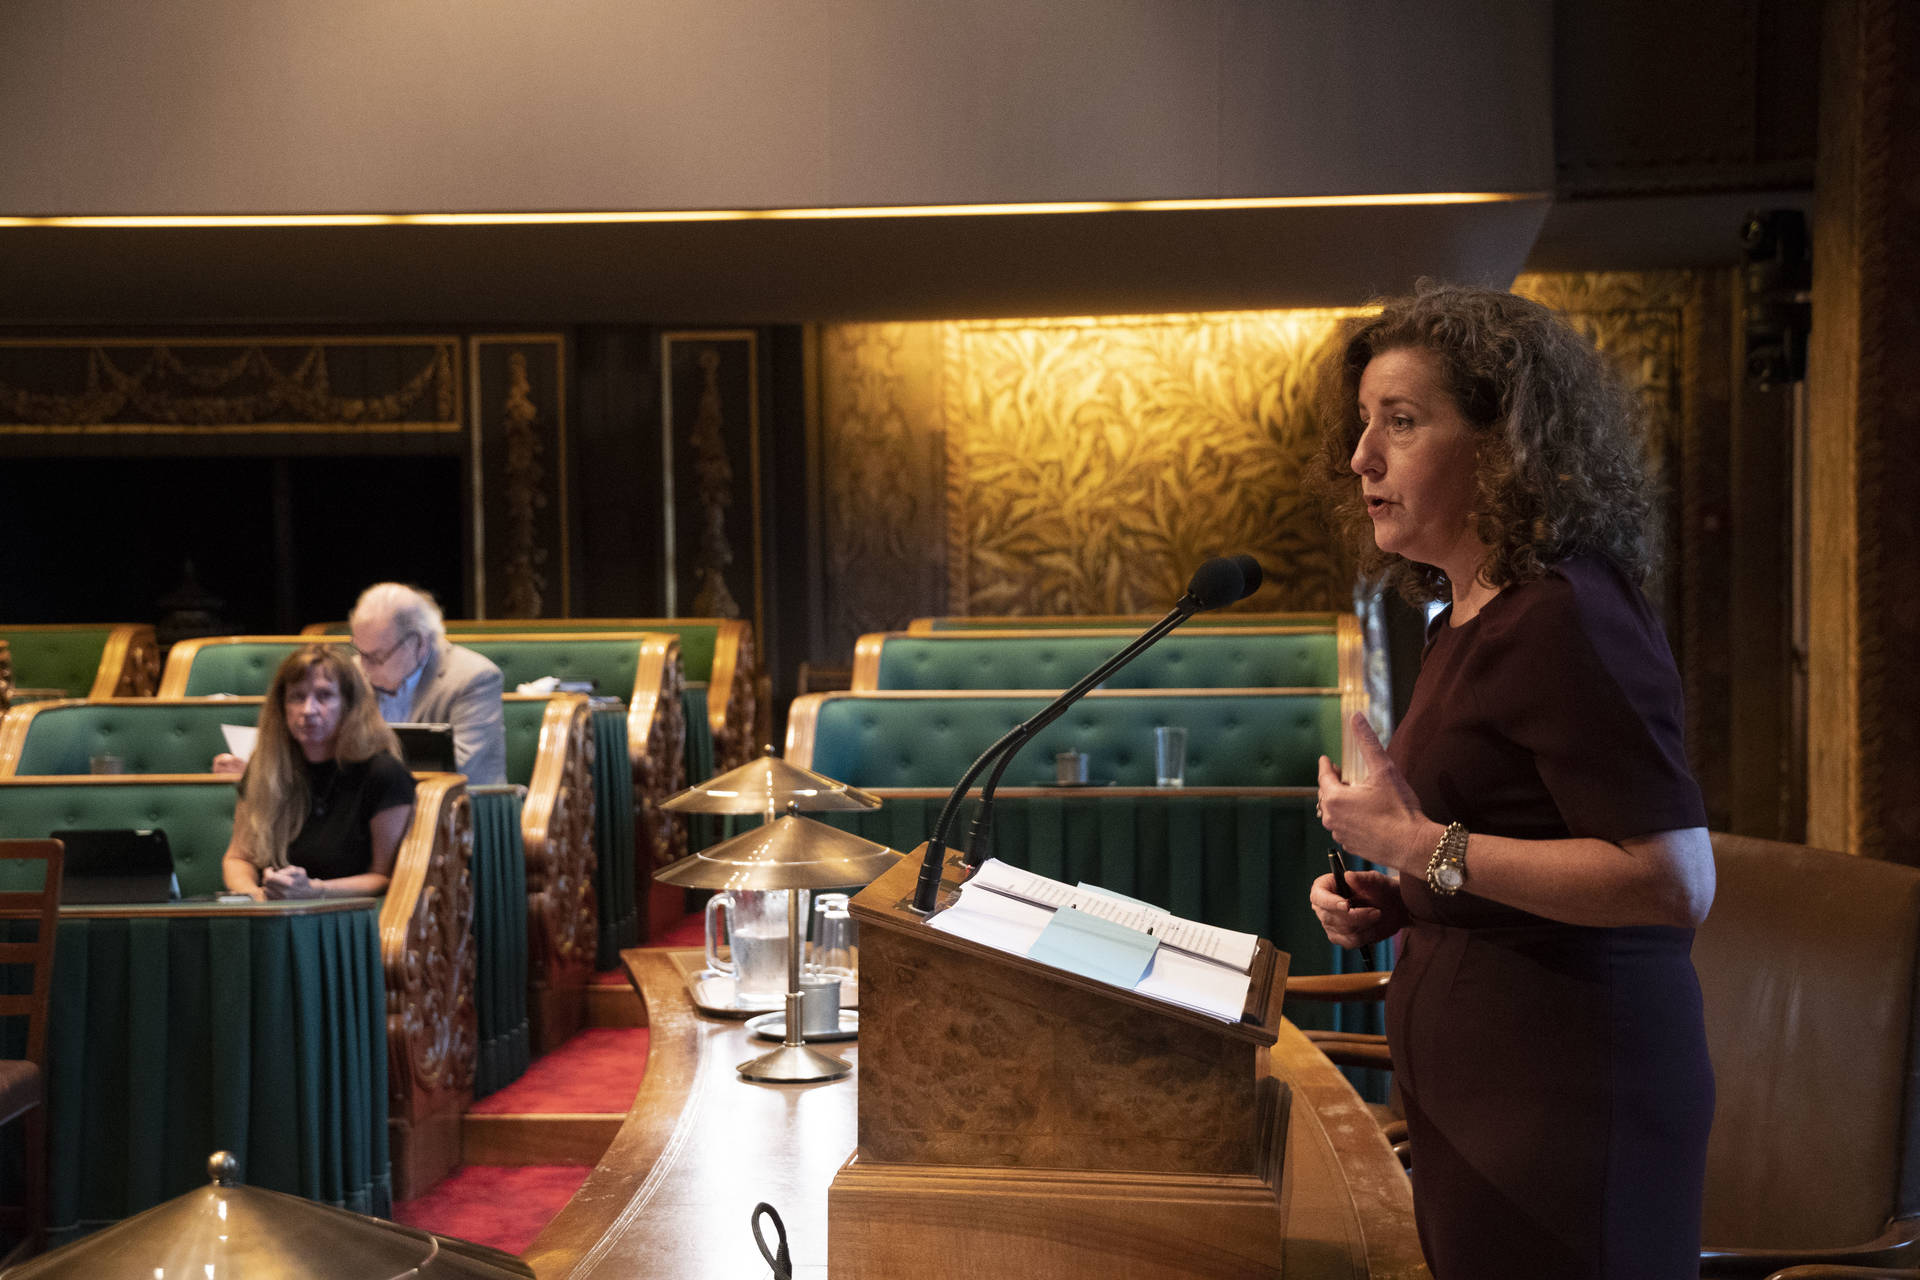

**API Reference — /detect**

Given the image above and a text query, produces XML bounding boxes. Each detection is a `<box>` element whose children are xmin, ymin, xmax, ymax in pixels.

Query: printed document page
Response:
<box><xmin>930</xmin><ymin>859</ymin><xmax>1253</xmax><ymax>1021</ymax></box>
<box><xmin>969</xmin><ymin>860</ymin><xmax>1258</xmax><ymax>972</ymax></box>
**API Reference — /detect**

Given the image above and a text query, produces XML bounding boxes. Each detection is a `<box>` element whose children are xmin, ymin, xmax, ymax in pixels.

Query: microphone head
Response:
<box><xmin>1230</xmin><ymin>554</ymin><xmax>1263</xmax><ymax>599</ymax></box>
<box><xmin>1183</xmin><ymin>556</ymin><xmax>1248</xmax><ymax>612</ymax></box>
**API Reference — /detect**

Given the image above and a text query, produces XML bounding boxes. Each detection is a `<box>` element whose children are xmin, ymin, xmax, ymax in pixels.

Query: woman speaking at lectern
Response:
<box><xmin>1306</xmin><ymin>284</ymin><xmax>1715</xmax><ymax>1280</ymax></box>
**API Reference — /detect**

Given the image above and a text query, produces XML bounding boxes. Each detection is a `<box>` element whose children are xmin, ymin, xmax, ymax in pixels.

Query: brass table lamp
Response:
<box><xmin>657</xmin><ymin>750</ymin><xmax>893</xmax><ymax>1083</ymax></box>
<box><xmin>660</xmin><ymin>746</ymin><xmax>882</xmax><ymax>822</ymax></box>
<box><xmin>0</xmin><ymin>1152</ymin><xmax>531</xmax><ymax>1279</ymax></box>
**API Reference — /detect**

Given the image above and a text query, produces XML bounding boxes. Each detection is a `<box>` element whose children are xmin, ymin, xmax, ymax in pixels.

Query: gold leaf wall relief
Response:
<box><xmin>942</xmin><ymin>311</ymin><xmax>1358</xmax><ymax>616</ymax></box>
<box><xmin>818</xmin><ymin>277</ymin><xmax>1709</xmax><ymax>640</ymax></box>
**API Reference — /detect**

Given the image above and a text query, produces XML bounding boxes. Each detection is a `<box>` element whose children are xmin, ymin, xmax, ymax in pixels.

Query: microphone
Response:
<box><xmin>908</xmin><ymin>554</ymin><xmax>1263</xmax><ymax>914</ymax></box>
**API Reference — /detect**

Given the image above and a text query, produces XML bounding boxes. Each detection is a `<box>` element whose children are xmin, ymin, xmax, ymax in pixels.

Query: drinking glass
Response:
<box><xmin>1154</xmin><ymin>725</ymin><xmax>1188</xmax><ymax>787</ymax></box>
<box><xmin>810</xmin><ymin>893</ymin><xmax>857</xmax><ymax>983</ymax></box>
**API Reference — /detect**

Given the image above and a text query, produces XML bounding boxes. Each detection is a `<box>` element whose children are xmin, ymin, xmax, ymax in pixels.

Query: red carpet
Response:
<box><xmin>469</xmin><ymin>1027</ymin><xmax>650</xmax><ymax>1115</ymax></box>
<box><xmin>656</xmin><ymin>913</ymin><xmax>705</xmax><ymax>948</ymax></box>
<box><xmin>394</xmin><ymin>1165</ymin><xmax>591</xmax><ymax>1256</ymax></box>
<box><xmin>396</xmin><ymin>944</ymin><xmax>710</xmax><ymax>1253</ymax></box>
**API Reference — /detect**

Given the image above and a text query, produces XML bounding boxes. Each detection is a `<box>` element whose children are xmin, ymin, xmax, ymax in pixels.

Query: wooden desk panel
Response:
<box><xmin>526</xmin><ymin>949</ymin><xmax>1425</xmax><ymax>1279</ymax></box>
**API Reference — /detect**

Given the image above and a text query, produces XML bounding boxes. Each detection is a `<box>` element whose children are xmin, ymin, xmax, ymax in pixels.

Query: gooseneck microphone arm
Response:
<box><xmin>908</xmin><ymin>555</ymin><xmax>1261</xmax><ymax>915</ymax></box>
<box><xmin>955</xmin><ymin>607</ymin><xmax>1192</xmax><ymax>871</ymax></box>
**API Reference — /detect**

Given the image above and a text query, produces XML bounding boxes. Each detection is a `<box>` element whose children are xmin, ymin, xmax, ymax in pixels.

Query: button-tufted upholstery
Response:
<box><xmin>450</xmin><ymin>637</ymin><xmax>654</xmax><ymax>703</ymax></box>
<box><xmin>910</xmin><ymin>611</ymin><xmax>1345</xmax><ymax>631</ymax></box>
<box><xmin>163</xmin><ymin>634</ymin><xmax>662</xmax><ymax>704</ymax></box>
<box><xmin>0</xmin><ymin>778</ymin><xmax>238</xmax><ymax>897</ymax></box>
<box><xmin>162</xmin><ymin>639</ymin><xmax>340</xmax><ymax>697</ymax></box>
<box><xmin>310</xmin><ymin>618</ymin><xmax>735</xmax><ymax>686</ymax></box>
<box><xmin>0</xmin><ymin>625</ymin><xmax>148</xmax><ymax>700</ymax></box>
<box><xmin>854</xmin><ymin>629</ymin><xmax>1339</xmax><ymax>692</ymax></box>
<box><xmin>0</xmin><ymin>698</ymin><xmax>262</xmax><ymax>777</ymax></box>
<box><xmin>789</xmin><ymin>690</ymin><xmax>1343</xmax><ymax>788</ymax></box>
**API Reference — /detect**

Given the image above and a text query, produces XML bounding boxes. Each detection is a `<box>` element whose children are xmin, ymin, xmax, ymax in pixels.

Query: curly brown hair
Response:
<box><xmin>1307</xmin><ymin>282</ymin><xmax>1657</xmax><ymax>604</ymax></box>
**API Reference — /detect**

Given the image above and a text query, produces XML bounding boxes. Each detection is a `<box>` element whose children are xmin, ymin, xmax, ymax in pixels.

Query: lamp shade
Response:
<box><xmin>660</xmin><ymin>751</ymin><xmax>881</xmax><ymax>814</ymax></box>
<box><xmin>0</xmin><ymin>1153</ymin><xmax>532</xmax><ymax>1280</ymax></box>
<box><xmin>653</xmin><ymin>813</ymin><xmax>900</xmax><ymax>891</ymax></box>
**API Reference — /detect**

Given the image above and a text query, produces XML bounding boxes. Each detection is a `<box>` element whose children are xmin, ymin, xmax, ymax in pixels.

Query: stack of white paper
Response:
<box><xmin>928</xmin><ymin>859</ymin><xmax>1256</xmax><ymax>1021</ymax></box>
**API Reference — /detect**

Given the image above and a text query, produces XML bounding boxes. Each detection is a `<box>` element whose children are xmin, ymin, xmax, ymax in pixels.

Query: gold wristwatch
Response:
<box><xmin>1425</xmin><ymin>822</ymin><xmax>1469</xmax><ymax>895</ymax></box>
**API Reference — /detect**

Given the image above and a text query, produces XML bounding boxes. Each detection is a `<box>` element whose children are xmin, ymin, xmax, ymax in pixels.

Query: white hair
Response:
<box><xmin>349</xmin><ymin>582</ymin><xmax>446</xmax><ymax>646</ymax></box>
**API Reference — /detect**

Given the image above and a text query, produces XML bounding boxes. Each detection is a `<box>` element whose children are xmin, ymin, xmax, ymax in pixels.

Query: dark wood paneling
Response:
<box><xmin>569</xmin><ymin>326</ymin><xmax>664</xmax><ymax>618</ymax></box>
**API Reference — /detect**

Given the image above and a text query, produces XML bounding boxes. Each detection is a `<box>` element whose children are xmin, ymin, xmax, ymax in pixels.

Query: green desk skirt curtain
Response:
<box><xmin>590</xmin><ymin>701</ymin><xmax>639</xmax><ymax>968</ymax></box>
<box><xmin>469</xmin><ymin>786</ymin><xmax>531</xmax><ymax>1098</ymax></box>
<box><xmin>679</xmin><ymin>684</ymin><xmax>732</xmax><ymax>855</ymax></box>
<box><xmin>41</xmin><ymin>902</ymin><xmax>390</xmax><ymax>1242</ymax></box>
<box><xmin>821</xmin><ymin>792</ymin><xmax>1389</xmax><ymax>1042</ymax></box>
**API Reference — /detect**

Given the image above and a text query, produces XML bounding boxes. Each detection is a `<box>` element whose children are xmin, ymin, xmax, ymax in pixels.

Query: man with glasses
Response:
<box><xmin>347</xmin><ymin>582</ymin><xmax>507</xmax><ymax>785</ymax></box>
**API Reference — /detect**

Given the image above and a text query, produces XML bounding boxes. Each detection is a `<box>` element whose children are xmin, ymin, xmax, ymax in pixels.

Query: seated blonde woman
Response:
<box><xmin>223</xmin><ymin>644</ymin><xmax>416</xmax><ymax>901</ymax></box>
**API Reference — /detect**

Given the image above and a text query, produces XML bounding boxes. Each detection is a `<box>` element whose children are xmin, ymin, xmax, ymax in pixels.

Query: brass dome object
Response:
<box><xmin>653</xmin><ymin>812</ymin><xmax>900</xmax><ymax>892</ymax></box>
<box><xmin>0</xmin><ymin>1152</ymin><xmax>532</xmax><ymax>1280</ymax></box>
<box><xmin>660</xmin><ymin>746</ymin><xmax>881</xmax><ymax>816</ymax></box>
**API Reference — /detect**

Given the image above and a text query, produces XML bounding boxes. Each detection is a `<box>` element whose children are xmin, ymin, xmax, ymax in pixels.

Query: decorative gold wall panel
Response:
<box><xmin>0</xmin><ymin>337</ymin><xmax>460</xmax><ymax>433</ymax></box>
<box><xmin>940</xmin><ymin>311</ymin><xmax>1360</xmax><ymax>617</ymax></box>
<box><xmin>819</xmin><ymin>274</ymin><xmax>1716</xmax><ymax>667</ymax></box>
<box><xmin>471</xmin><ymin>335</ymin><xmax>568</xmax><ymax>619</ymax></box>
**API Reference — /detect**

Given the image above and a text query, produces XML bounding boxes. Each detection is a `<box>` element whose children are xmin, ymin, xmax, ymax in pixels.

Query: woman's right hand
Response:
<box><xmin>1310</xmin><ymin>869</ymin><xmax>1408</xmax><ymax>948</ymax></box>
<box><xmin>211</xmin><ymin>753</ymin><xmax>246</xmax><ymax>777</ymax></box>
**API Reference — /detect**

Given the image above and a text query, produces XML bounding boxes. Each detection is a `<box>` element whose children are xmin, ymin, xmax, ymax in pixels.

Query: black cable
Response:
<box><xmin>752</xmin><ymin>1201</ymin><xmax>792</xmax><ymax>1279</ymax></box>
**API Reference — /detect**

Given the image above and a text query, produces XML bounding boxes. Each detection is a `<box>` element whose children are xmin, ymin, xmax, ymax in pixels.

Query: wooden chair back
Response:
<box><xmin>0</xmin><ymin>838</ymin><xmax>62</xmax><ymax>1260</ymax></box>
<box><xmin>0</xmin><ymin>839</ymin><xmax>62</xmax><ymax>1081</ymax></box>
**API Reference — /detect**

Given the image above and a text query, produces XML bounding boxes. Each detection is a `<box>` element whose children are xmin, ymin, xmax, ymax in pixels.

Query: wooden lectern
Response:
<box><xmin>830</xmin><ymin>845</ymin><xmax>1293</xmax><ymax>1279</ymax></box>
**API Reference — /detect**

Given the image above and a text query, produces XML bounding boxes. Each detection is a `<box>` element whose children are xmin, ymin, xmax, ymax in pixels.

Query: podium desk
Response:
<box><xmin>526</xmin><ymin>949</ymin><xmax>1425</xmax><ymax>1279</ymax></box>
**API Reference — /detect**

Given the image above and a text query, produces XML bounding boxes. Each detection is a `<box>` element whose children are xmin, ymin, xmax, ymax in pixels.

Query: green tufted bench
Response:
<box><xmin>0</xmin><ymin>623</ymin><xmax>162</xmax><ymax>701</ymax></box>
<box><xmin>157</xmin><ymin>637</ymin><xmax>334</xmax><ymax>699</ymax></box>
<box><xmin>908</xmin><ymin>611</ymin><xmax>1346</xmax><ymax>632</ymax></box>
<box><xmin>850</xmin><ymin>628</ymin><xmax>1345</xmax><ymax>693</ymax></box>
<box><xmin>0</xmin><ymin>772</ymin><xmax>478</xmax><ymax>1202</ymax></box>
<box><xmin>307</xmin><ymin>616</ymin><xmax>759</xmax><ymax>774</ymax></box>
<box><xmin>442</xmin><ymin>635</ymin><xmax>684</xmax><ymax>889</ymax></box>
<box><xmin>0</xmin><ymin>697</ymin><xmax>262</xmax><ymax>777</ymax></box>
<box><xmin>787</xmin><ymin>688</ymin><xmax>1381</xmax><ymax>1045</ymax></box>
<box><xmin>0</xmin><ymin>774</ymin><xmax>239</xmax><ymax>894</ymax></box>
<box><xmin>787</xmin><ymin>688</ymin><xmax>1346</xmax><ymax>790</ymax></box>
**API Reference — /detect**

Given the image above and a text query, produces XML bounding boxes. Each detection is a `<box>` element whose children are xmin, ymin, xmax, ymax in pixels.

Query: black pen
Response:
<box><xmin>1328</xmin><ymin>848</ymin><xmax>1356</xmax><ymax>901</ymax></box>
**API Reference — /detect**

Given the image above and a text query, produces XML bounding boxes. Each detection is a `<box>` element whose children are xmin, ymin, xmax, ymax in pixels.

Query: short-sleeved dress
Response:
<box><xmin>1386</xmin><ymin>555</ymin><xmax>1713</xmax><ymax>1280</ymax></box>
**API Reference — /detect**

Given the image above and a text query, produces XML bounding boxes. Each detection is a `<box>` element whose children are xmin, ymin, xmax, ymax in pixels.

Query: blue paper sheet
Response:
<box><xmin>1027</xmin><ymin>904</ymin><xmax>1159</xmax><ymax>989</ymax></box>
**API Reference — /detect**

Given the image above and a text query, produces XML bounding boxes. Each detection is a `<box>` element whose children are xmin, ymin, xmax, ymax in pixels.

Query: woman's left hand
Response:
<box><xmin>261</xmin><ymin>865</ymin><xmax>323</xmax><ymax>900</ymax></box>
<box><xmin>1316</xmin><ymin>714</ymin><xmax>1436</xmax><ymax>876</ymax></box>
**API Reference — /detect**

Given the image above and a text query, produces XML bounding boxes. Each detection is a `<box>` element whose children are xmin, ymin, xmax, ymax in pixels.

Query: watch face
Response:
<box><xmin>1434</xmin><ymin>862</ymin><xmax>1465</xmax><ymax>892</ymax></box>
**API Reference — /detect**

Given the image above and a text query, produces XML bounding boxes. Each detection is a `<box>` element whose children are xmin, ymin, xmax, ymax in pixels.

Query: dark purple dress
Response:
<box><xmin>1385</xmin><ymin>556</ymin><xmax>1713</xmax><ymax>1280</ymax></box>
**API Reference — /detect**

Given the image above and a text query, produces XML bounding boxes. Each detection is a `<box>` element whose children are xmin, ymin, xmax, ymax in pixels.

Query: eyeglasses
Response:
<box><xmin>351</xmin><ymin>632</ymin><xmax>418</xmax><ymax>667</ymax></box>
